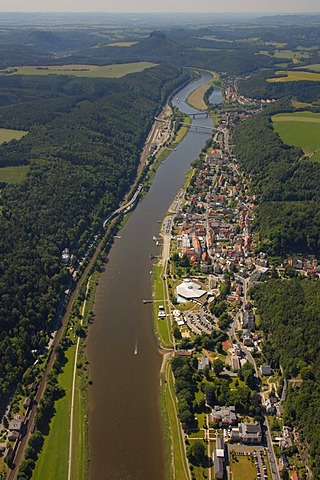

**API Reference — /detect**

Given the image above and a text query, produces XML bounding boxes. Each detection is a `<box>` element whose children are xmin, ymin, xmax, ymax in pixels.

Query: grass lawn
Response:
<box><xmin>152</xmin><ymin>265</ymin><xmax>173</xmax><ymax>348</ymax></box>
<box><xmin>272</xmin><ymin>111</ymin><xmax>320</xmax><ymax>161</ymax></box>
<box><xmin>0</xmin><ymin>165</ymin><xmax>29</xmax><ymax>184</ymax></box>
<box><xmin>4</xmin><ymin>62</ymin><xmax>157</xmax><ymax>79</ymax></box>
<box><xmin>230</xmin><ymin>455</ymin><xmax>257</xmax><ymax>480</ymax></box>
<box><xmin>267</xmin><ymin>70</ymin><xmax>320</xmax><ymax>82</ymax></box>
<box><xmin>187</xmin><ymin>84</ymin><xmax>209</xmax><ymax>111</ymax></box>
<box><xmin>0</xmin><ymin>128</ymin><xmax>27</xmax><ymax>143</ymax></box>
<box><xmin>33</xmin><ymin>346</ymin><xmax>76</xmax><ymax>480</ymax></box>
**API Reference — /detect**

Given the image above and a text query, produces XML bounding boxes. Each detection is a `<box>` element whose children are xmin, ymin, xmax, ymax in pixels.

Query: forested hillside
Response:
<box><xmin>0</xmin><ymin>63</ymin><xmax>189</xmax><ymax>398</ymax></box>
<box><xmin>238</xmin><ymin>70</ymin><xmax>320</xmax><ymax>102</ymax></box>
<box><xmin>233</xmin><ymin>111</ymin><xmax>320</xmax><ymax>256</ymax></box>
<box><xmin>252</xmin><ymin>279</ymin><xmax>320</xmax><ymax>477</ymax></box>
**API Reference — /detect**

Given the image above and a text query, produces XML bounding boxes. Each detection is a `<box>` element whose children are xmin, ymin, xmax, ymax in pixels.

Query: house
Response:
<box><xmin>23</xmin><ymin>397</ymin><xmax>31</xmax><ymax>410</ymax></box>
<box><xmin>7</xmin><ymin>431</ymin><xmax>20</xmax><ymax>442</ymax></box>
<box><xmin>290</xmin><ymin>472</ymin><xmax>299</xmax><ymax>480</ymax></box>
<box><xmin>243</xmin><ymin>329</ymin><xmax>253</xmax><ymax>347</ymax></box>
<box><xmin>231</xmin><ymin>422</ymin><xmax>262</xmax><ymax>444</ymax></box>
<box><xmin>213</xmin><ymin>437</ymin><xmax>225</xmax><ymax>479</ymax></box>
<box><xmin>260</xmin><ymin>364</ymin><xmax>272</xmax><ymax>376</ymax></box>
<box><xmin>265</xmin><ymin>398</ymin><xmax>275</xmax><ymax>415</ymax></box>
<box><xmin>61</xmin><ymin>248</ymin><xmax>71</xmax><ymax>264</ymax></box>
<box><xmin>8</xmin><ymin>417</ymin><xmax>24</xmax><ymax>433</ymax></box>
<box><xmin>231</xmin><ymin>354</ymin><xmax>240</xmax><ymax>372</ymax></box>
<box><xmin>209</xmin><ymin>405</ymin><xmax>237</xmax><ymax>427</ymax></box>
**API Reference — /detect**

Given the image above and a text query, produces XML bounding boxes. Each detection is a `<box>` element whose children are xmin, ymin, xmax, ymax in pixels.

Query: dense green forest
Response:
<box><xmin>233</xmin><ymin>110</ymin><xmax>320</xmax><ymax>256</ymax></box>
<box><xmin>252</xmin><ymin>279</ymin><xmax>320</xmax><ymax>476</ymax></box>
<box><xmin>0</xmin><ymin>63</ymin><xmax>189</xmax><ymax>399</ymax></box>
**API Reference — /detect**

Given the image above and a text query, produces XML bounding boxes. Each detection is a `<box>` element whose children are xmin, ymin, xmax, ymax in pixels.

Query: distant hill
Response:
<box><xmin>129</xmin><ymin>31</ymin><xmax>181</xmax><ymax>60</ymax></box>
<box><xmin>255</xmin><ymin>14</ymin><xmax>320</xmax><ymax>24</ymax></box>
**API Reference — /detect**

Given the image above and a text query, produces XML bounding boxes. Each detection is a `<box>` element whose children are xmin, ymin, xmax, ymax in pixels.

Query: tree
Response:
<box><xmin>187</xmin><ymin>441</ymin><xmax>206</xmax><ymax>466</ymax></box>
<box><xmin>213</xmin><ymin>359</ymin><xmax>224</xmax><ymax>377</ymax></box>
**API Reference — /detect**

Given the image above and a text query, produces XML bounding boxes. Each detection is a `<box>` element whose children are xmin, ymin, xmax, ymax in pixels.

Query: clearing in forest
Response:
<box><xmin>0</xmin><ymin>128</ymin><xmax>27</xmax><ymax>143</ymax></box>
<box><xmin>267</xmin><ymin>70</ymin><xmax>320</xmax><ymax>82</ymax></box>
<box><xmin>272</xmin><ymin>111</ymin><xmax>320</xmax><ymax>162</ymax></box>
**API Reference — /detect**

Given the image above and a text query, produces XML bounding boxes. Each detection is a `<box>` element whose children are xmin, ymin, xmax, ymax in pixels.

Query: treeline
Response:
<box><xmin>0</xmin><ymin>63</ymin><xmax>189</xmax><ymax>399</ymax></box>
<box><xmin>252</xmin><ymin>279</ymin><xmax>320</xmax><ymax>477</ymax></box>
<box><xmin>233</xmin><ymin>110</ymin><xmax>320</xmax><ymax>256</ymax></box>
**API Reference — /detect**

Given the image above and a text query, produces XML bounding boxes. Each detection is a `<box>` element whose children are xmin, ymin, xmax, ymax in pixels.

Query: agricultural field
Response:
<box><xmin>0</xmin><ymin>165</ymin><xmax>29</xmax><ymax>184</ymax></box>
<box><xmin>0</xmin><ymin>128</ymin><xmax>27</xmax><ymax>143</ymax></box>
<box><xmin>295</xmin><ymin>63</ymin><xmax>320</xmax><ymax>72</ymax></box>
<box><xmin>272</xmin><ymin>111</ymin><xmax>320</xmax><ymax>162</ymax></box>
<box><xmin>2</xmin><ymin>62</ymin><xmax>157</xmax><ymax>79</ymax></box>
<box><xmin>267</xmin><ymin>70</ymin><xmax>320</xmax><ymax>82</ymax></box>
<box><xmin>106</xmin><ymin>41</ymin><xmax>138</xmax><ymax>47</ymax></box>
<box><xmin>258</xmin><ymin>49</ymin><xmax>309</xmax><ymax>62</ymax></box>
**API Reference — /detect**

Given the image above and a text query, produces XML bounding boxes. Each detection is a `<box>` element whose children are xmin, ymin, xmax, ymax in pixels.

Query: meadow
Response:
<box><xmin>186</xmin><ymin>84</ymin><xmax>209</xmax><ymax>110</ymax></box>
<box><xmin>3</xmin><ymin>62</ymin><xmax>157</xmax><ymax>79</ymax></box>
<box><xmin>0</xmin><ymin>128</ymin><xmax>27</xmax><ymax>143</ymax></box>
<box><xmin>0</xmin><ymin>165</ymin><xmax>29</xmax><ymax>184</ymax></box>
<box><xmin>258</xmin><ymin>49</ymin><xmax>309</xmax><ymax>62</ymax></box>
<box><xmin>295</xmin><ymin>63</ymin><xmax>320</xmax><ymax>72</ymax></box>
<box><xmin>267</xmin><ymin>70</ymin><xmax>320</xmax><ymax>82</ymax></box>
<box><xmin>272</xmin><ymin>111</ymin><xmax>320</xmax><ymax>162</ymax></box>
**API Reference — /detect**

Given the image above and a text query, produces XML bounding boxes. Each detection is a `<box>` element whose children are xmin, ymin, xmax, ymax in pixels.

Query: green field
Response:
<box><xmin>258</xmin><ymin>49</ymin><xmax>309</xmax><ymax>62</ymax></box>
<box><xmin>295</xmin><ymin>63</ymin><xmax>320</xmax><ymax>72</ymax></box>
<box><xmin>0</xmin><ymin>128</ymin><xmax>27</xmax><ymax>143</ymax></box>
<box><xmin>3</xmin><ymin>62</ymin><xmax>157</xmax><ymax>79</ymax></box>
<box><xmin>106</xmin><ymin>41</ymin><xmax>138</xmax><ymax>47</ymax></box>
<box><xmin>230</xmin><ymin>455</ymin><xmax>257</xmax><ymax>479</ymax></box>
<box><xmin>32</xmin><ymin>347</ymin><xmax>75</xmax><ymax>480</ymax></box>
<box><xmin>267</xmin><ymin>70</ymin><xmax>320</xmax><ymax>82</ymax></box>
<box><xmin>272</xmin><ymin>111</ymin><xmax>320</xmax><ymax>162</ymax></box>
<box><xmin>0</xmin><ymin>165</ymin><xmax>29</xmax><ymax>184</ymax></box>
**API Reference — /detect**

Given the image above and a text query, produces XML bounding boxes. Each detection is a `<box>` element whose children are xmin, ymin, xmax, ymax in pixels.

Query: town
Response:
<box><xmin>154</xmin><ymin>100</ymin><xmax>312</xmax><ymax>480</ymax></box>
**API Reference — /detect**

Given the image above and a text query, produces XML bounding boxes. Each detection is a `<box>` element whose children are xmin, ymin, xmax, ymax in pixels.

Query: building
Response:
<box><xmin>176</xmin><ymin>278</ymin><xmax>206</xmax><ymax>300</ymax></box>
<box><xmin>231</xmin><ymin>422</ymin><xmax>262</xmax><ymax>444</ymax></box>
<box><xmin>61</xmin><ymin>248</ymin><xmax>71</xmax><ymax>264</ymax></box>
<box><xmin>8</xmin><ymin>417</ymin><xmax>24</xmax><ymax>433</ymax></box>
<box><xmin>198</xmin><ymin>354</ymin><xmax>210</xmax><ymax>372</ymax></box>
<box><xmin>260</xmin><ymin>364</ymin><xmax>272</xmax><ymax>376</ymax></box>
<box><xmin>213</xmin><ymin>437</ymin><xmax>225</xmax><ymax>479</ymax></box>
<box><xmin>209</xmin><ymin>405</ymin><xmax>237</xmax><ymax>427</ymax></box>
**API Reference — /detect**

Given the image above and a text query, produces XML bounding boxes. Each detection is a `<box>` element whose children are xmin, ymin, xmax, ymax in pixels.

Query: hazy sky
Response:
<box><xmin>1</xmin><ymin>0</ymin><xmax>319</xmax><ymax>13</ymax></box>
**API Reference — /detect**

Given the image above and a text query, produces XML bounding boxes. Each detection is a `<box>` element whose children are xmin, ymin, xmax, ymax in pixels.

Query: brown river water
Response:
<box><xmin>86</xmin><ymin>73</ymin><xmax>218</xmax><ymax>480</ymax></box>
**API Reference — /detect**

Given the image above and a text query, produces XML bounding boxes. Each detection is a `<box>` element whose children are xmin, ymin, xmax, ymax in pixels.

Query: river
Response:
<box><xmin>87</xmin><ymin>72</ymin><xmax>214</xmax><ymax>480</ymax></box>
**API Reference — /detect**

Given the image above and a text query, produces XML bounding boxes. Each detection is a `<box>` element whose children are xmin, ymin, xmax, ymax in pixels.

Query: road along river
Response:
<box><xmin>87</xmin><ymin>72</ymin><xmax>215</xmax><ymax>480</ymax></box>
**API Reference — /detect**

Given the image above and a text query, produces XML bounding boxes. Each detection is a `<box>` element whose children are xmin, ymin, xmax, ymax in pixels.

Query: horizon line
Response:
<box><xmin>0</xmin><ymin>11</ymin><xmax>319</xmax><ymax>14</ymax></box>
